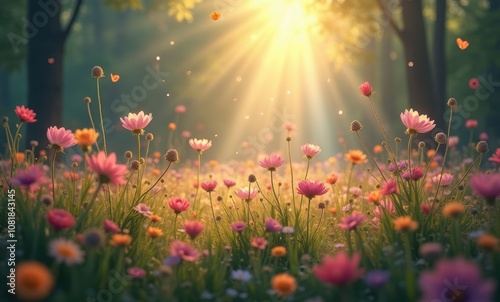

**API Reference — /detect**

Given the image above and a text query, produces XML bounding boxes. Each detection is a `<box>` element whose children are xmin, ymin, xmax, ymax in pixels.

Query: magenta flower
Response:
<box><xmin>183</xmin><ymin>220</ymin><xmax>205</xmax><ymax>240</ymax></box>
<box><xmin>297</xmin><ymin>180</ymin><xmax>329</xmax><ymax>199</ymax></box>
<box><xmin>86</xmin><ymin>152</ymin><xmax>127</xmax><ymax>186</ymax></box>
<box><xmin>338</xmin><ymin>212</ymin><xmax>366</xmax><ymax>231</ymax></box>
<box><xmin>47</xmin><ymin>126</ymin><xmax>76</xmax><ymax>152</ymax></box>
<box><xmin>265</xmin><ymin>217</ymin><xmax>282</xmax><ymax>233</ymax></box>
<box><xmin>10</xmin><ymin>165</ymin><xmax>48</xmax><ymax>190</ymax></box>
<box><xmin>120</xmin><ymin>111</ymin><xmax>152</xmax><ymax>135</ymax></box>
<box><xmin>258</xmin><ymin>154</ymin><xmax>284</xmax><ymax>171</ymax></box>
<box><xmin>448</xmin><ymin>136</ymin><xmax>459</xmax><ymax>147</ymax></box>
<box><xmin>469</xmin><ymin>173</ymin><xmax>500</xmax><ymax>204</ymax></box>
<box><xmin>380</xmin><ymin>179</ymin><xmax>398</xmax><ymax>195</ymax></box>
<box><xmin>169</xmin><ymin>240</ymin><xmax>201</xmax><ymax>262</ymax></box>
<box><xmin>301</xmin><ymin>144</ymin><xmax>321</xmax><ymax>159</ymax></box>
<box><xmin>373</xmin><ymin>200</ymin><xmax>395</xmax><ymax>217</ymax></box>
<box><xmin>200</xmin><ymin>180</ymin><xmax>217</xmax><ymax>192</ymax></box>
<box><xmin>133</xmin><ymin>203</ymin><xmax>152</xmax><ymax>216</ymax></box>
<box><xmin>359</xmin><ymin>81</ymin><xmax>372</xmax><ymax>97</ymax></box>
<box><xmin>401</xmin><ymin>166</ymin><xmax>423</xmax><ymax>181</ymax></box>
<box><xmin>189</xmin><ymin>138</ymin><xmax>212</xmax><ymax>153</ymax></box>
<box><xmin>103</xmin><ymin>219</ymin><xmax>121</xmax><ymax>233</ymax></box>
<box><xmin>234</xmin><ymin>187</ymin><xmax>258</xmax><ymax>201</ymax></box>
<box><xmin>14</xmin><ymin>105</ymin><xmax>37</xmax><ymax>123</ymax></box>
<box><xmin>175</xmin><ymin>105</ymin><xmax>187</xmax><ymax>113</ymax></box>
<box><xmin>480</xmin><ymin>132</ymin><xmax>489</xmax><ymax>141</ymax></box>
<box><xmin>223</xmin><ymin>179</ymin><xmax>236</xmax><ymax>188</ymax></box>
<box><xmin>168</xmin><ymin>197</ymin><xmax>190</xmax><ymax>214</ymax></box>
<box><xmin>432</xmin><ymin>173</ymin><xmax>454</xmax><ymax>187</ymax></box>
<box><xmin>46</xmin><ymin>209</ymin><xmax>75</xmax><ymax>231</ymax></box>
<box><xmin>314</xmin><ymin>252</ymin><xmax>364</xmax><ymax>286</ymax></box>
<box><xmin>469</xmin><ymin>78</ymin><xmax>479</xmax><ymax>89</ymax></box>
<box><xmin>465</xmin><ymin>119</ymin><xmax>478</xmax><ymax>129</ymax></box>
<box><xmin>488</xmin><ymin>148</ymin><xmax>500</xmax><ymax>165</ymax></box>
<box><xmin>251</xmin><ymin>237</ymin><xmax>268</xmax><ymax>250</ymax></box>
<box><xmin>419</xmin><ymin>257</ymin><xmax>495</xmax><ymax>302</ymax></box>
<box><xmin>127</xmin><ymin>267</ymin><xmax>146</xmax><ymax>279</ymax></box>
<box><xmin>230</xmin><ymin>221</ymin><xmax>247</xmax><ymax>233</ymax></box>
<box><xmin>400</xmin><ymin>109</ymin><xmax>436</xmax><ymax>134</ymax></box>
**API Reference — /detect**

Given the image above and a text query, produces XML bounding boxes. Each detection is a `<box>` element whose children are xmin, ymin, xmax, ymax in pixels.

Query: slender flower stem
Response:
<box><xmin>368</xmin><ymin>96</ymin><xmax>396</xmax><ymax>162</ymax></box>
<box><xmin>355</xmin><ymin>132</ymin><xmax>387</xmax><ymax>182</ymax></box>
<box><xmin>403</xmin><ymin>233</ymin><xmax>416</xmax><ymax>302</ymax></box>
<box><xmin>96</xmin><ymin>78</ymin><xmax>107</xmax><ymax>155</ymax></box>
<box><xmin>345</xmin><ymin>163</ymin><xmax>354</xmax><ymax>204</ymax></box>
<box><xmin>139</xmin><ymin>162</ymin><xmax>172</xmax><ymax>200</ymax></box>
<box><xmin>287</xmin><ymin>139</ymin><xmax>296</xmax><ymax>216</ymax></box>
<box><xmin>86</xmin><ymin>102</ymin><xmax>100</xmax><ymax>152</ymax></box>
<box><xmin>297</xmin><ymin>159</ymin><xmax>311</xmax><ymax>218</ymax></box>
<box><xmin>209</xmin><ymin>192</ymin><xmax>222</xmax><ymax>242</ymax></box>
<box><xmin>193</xmin><ymin>152</ymin><xmax>201</xmax><ymax>211</ymax></box>
<box><xmin>441</xmin><ymin>154</ymin><xmax>482</xmax><ymax>204</ymax></box>
<box><xmin>51</xmin><ymin>151</ymin><xmax>58</xmax><ymax>201</ymax></box>
<box><xmin>135</xmin><ymin>135</ymin><xmax>141</xmax><ymax>197</ymax></box>
<box><xmin>305</xmin><ymin>197</ymin><xmax>312</xmax><ymax>251</ymax></box>
<box><xmin>173</xmin><ymin>214</ymin><xmax>178</xmax><ymax>240</ymax></box>
<box><xmin>434</xmin><ymin>109</ymin><xmax>453</xmax><ymax>200</ymax></box>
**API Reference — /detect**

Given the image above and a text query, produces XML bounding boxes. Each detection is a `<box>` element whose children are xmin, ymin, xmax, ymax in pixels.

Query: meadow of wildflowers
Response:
<box><xmin>1</xmin><ymin>72</ymin><xmax>500</xmax><ymax>302</ymax></box>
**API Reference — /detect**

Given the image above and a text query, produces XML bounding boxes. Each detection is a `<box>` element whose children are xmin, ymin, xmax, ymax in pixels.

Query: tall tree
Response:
<box><xmin>433</xmin><ymin>0</ymin><xmax>447</xmax><ymax>113</ymax></box>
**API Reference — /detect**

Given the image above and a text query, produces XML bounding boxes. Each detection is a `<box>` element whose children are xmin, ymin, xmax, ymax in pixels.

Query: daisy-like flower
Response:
<box><xmin>15</xmin><ymin>261</ymin><xmax>54</xmax><ymax>301</ymax></box>
<box><xmin>325</xmin><ymin>173</ymin><xmax>339</xmax><ymax>185</ymax></box>
<box><xmin>169</xmin><ymin>240</ymin><xmax>201</xmax><ymax>262</ymax></box>
<box><xmin>271</xmin><ymin>273</ymin><xmax>297</xmax><ymax>298</ymax></box>
<box><xmin>110</xmin><ymin>234</ymin><xmax>132</xmax><ymax>246</ymax></box>
<box><xmin>10</xmin><ymin>165</ymin><xmax>48</xmax><ymax>190</ymax></box>
<box><xmin>14</xmin><ymin>105</ymin><xmax>37</xmax><ymax>123</ymax></box>
<box><xmin>230</xmin><ymin>221</ymin><xmax>247</xmax><ymax>233</ymax></box>
<box><xmin>282</xmin><ymin>122</ymin><xmax>296</xmax><ymax>132</ymax></box>
<box><xmin>47</xmin><ymin>126</ymin><xmax>76</xmax><ymax>152</ymax></box>
<box><xmin>469</xmin><ymin>173</ymin><xmax>500</xmax><ymax>204</ymax></box>
<box><xmin>488</xmin><ymin>148</ymin><xmax>500</xmax><ymax>165</ymax></box>
<box><xmin>344</xmin><ymin>150</ymin><xmax>367</xmax><ymax>165</ymax></box>
<box><xmin>338</xmin><ymin>212</ymin><xmax>366</xmax><ymax>231</ymax></box>
<box><xmin>394</xmin><ymin>216</ymin><xmax>419</xmax><ymax>232</ymax></box>
<box><xmin>86</xmin><ymin>152</ymin><xmax>127</xmax><ymax>186</ymax></box>
<box><xmin>48</xmin><ymin>238</ymin><xmax>85</xmax><ymax>265</ymax></box>
<box><xmin>465</xmin><ymin>119</ymin><xmax>478</xmax><ymax>129</ymax></box>
<box><xmin>251</xmin><ymin>237</ymin><xmax>269</xmax><ymax>250</ymax></box>
<box><xmin>189</xmin><ymin>138</ymin><xmax>212</xmax><ymax>153</ymax></box>
<box><xmin>265</xmin><ymin>217</ymin><xmax>282</xmax><ymax>232</ymax></box>
<box><xmin>223</xmin><ymin>179</ymin><xmax>236</xmax><ymax>188</ymax></box>
<box><xmin>432</xmin><ymin>173</ymin><xmax>454</xmax><ymax>187</ymax></box>
<box><xmin>46</xmin><ymin>209</ymin><xmax>75</xmax><ymax>231</ymax></box>
<box><xmin>258</xmin><ymin>153</ymin><xmax>284</xmax><ymax>171</ymax></box>
<box><xmin>400</xmin><ymin>109</ymin><xmax>436</xmax><ymax>134</ymax></box>
<box><xmin>183</xmin><ymin>220</ymin><xmax>205</xmax><ymax>240</ymax></box>
<box><xmin>297</xmin><ymin>180</ymin><xmax>329</xmax><ymax>199</ymax></box>
<box><xmin>234</xmin><ymin>187</ymin><xmax>259</xmax><ymax>201</ymax></box>
<box><xmin>103</xmin><ymin>219</ymin><xmax>121</xmax><ymax>233</ymax></box>
<box><xmin>301</xmin><ymin>144</ymin><xmax>321</xmax><ymax>159</ymax></box>
<box><xmin>74</xmin><ymin>128</ymin><xmax>99</xmax><ymax>152</ymax></box>
<box><xmin>120</xmin><ymin>111</ymin><xmax>153</xmax><ymax>135</ymax></box>
<box><xmin>380</xmin><ymin>179</ymin><xmax>398</xmax><ymax>195</ymax></box>
<box><xmin>314</xmin><ymin>252</ymin><xmax>364</xmax><ymax>286</ymax></box>
<box><xmin>232</xmin><ymin>270</ymin><xmax>253</xmax><ymax>282</ymax></box>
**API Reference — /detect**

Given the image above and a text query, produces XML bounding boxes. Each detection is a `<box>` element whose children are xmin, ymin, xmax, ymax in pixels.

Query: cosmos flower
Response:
<box><xmin>48</xmin><ymin>238</ymin><xmax>85</xmax><ymax>265</ymax></box>
<box><xmin>251</xmin><ymin>237</ymin><xmax>269</xmax><ymax>250</ymax></box>
<box><xmin>271</xmin><ymin>273</ymin><xmax>297</xmax><ymax>298</ymax></box>
<box><xmin>230</xmin><ymin>221</ymin><xmax>247</xmax><ymax>233</ymax></box>
<box><xmin>301</xmin><ymin>144</ymin><xmax>321</xmax><ymax>159</ymax></box>
<box><xmin>258</xmin><ymin>154</ymin><xmax>284</xmax><ymax>171</ymax></box>
<box><xmin>110</xmin><ymin>234</ymin><xmax>132</xmax><ymax>246</ymax></box>
<box><xmin>394</xmin><ymin>216</ymin><xmax>419</xmax><ymax>232</ymax></box>
<box><xmin>169</xmin><ymin>240</ymin><xmax>201</xmax><ymax>262</ymax></box>
<box><xmin>338</xmin><ymin>212</ymin><xmax>366</xmax><ymax>231</ymax></box>
<box><xmin>127</xmin><ymin>267</ymin><xmax>146</xmax><ymax>279</ymax></box>
<box><xmin>120</xmin><ymin>111</ymin><xmax>152</xmax><ymax>135</ymax></box>
<box><xmin>200</xmin><ymin>180</ymin><xmax>217</xmax><ymax>192</ymax></box>
<box><xmin>344</xmin><ymin>150</ymin><xmax>367</xmax><ymax>165</ymax></box>
<box><xmin>234</xmin><ymin>187</ymin><xmax>258</xmax><ymax>201</ymax></box>
<box><xmin>103</xmin><ymin>219</ymin><xmax>121</xmax><ymax>233</ymax></box>
<box><xmin>313</xmin><ymin>252</ymin><xmax>364</xmax><ymax>286</ymax></box>
<box><xmin>47</xmin><ymin>126</ymin><xmax>76</xmax><ymax>152</ymax></box>
<box><xmin>74</xmin><ymin>128</ymin><xmax>99</xmax><ymax>152</ymax></box>
<box><xmin>488</xmin><ymin>148</ymin><xmax>500</xmax><ymax>165</ymax></box>
<box><xmin>232</xmin><ymin>270</ymin><xmax>252</xmax><ymax>282</ymax></box>
<box><xmin>14</xmin><ymin>105</ymin><xmax>37</xmax><ymax>123</ymax></box>
<box><xmin>400</xmin><ymin>109</ymin><xmax>436</xmax><ymax>134</ymax></box>
<box><xmin>469</xmin><ymin>173</ymin><xmax>500</xmax><ymax>204</ymax></box>
<box><xmin>223</xmin><ymin>179</ymin><xmax>236</xmax><ymax>187</ymax></box>
<box><xmin>380</xmin><ymin>179</ymin><xmax>398</xmax><ymax>195</ymax></box>
<box><xmin>465</xmin><ymin>119</ymin><xmax>478</xmax><ymax>129</ymax></box>
<box><xmin>15</xmin><ymin>261</ymin><xmax>54</xmax><ymax>301</ymax></box>
<box><xmin>297</xmin><ymin>180</ymin><xmax>329</xmax><ymax>199</ymax></box>
<box><xmin>10</xmin><ymin>165</ymin><xmax>48</xmax><ymax>190</ymax></box>
<box><xmin>189</xmin><ymin>138</ymin><xmax>212</xmax><ymax>153</ymax></box>
<box><xmin>46</xmin><ymin>209</ymin><xmax>75</xmax><ymax>231</ymax></box>
<box><xmin>86</xmin><ymin>152</ymin><xmax>127</xmax><ymax>186</ymax></box>
<box><xmin>431</xmin><ymin>173</ymin><xmax>454</xmax><ymax>187</ymax></box>
<box><xmin>183</xmin><ymin>220</ymin><xmax>205</xmax><ymax>240</ymax></box>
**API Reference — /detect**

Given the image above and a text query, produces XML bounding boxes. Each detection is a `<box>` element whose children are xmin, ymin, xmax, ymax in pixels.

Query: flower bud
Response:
<box><xmin>447</xmin><ymin>98</ymin><xmax>457</xmax><ymax>107</ymax></box>
<box><xmin>434</xmin><ymin>132</ymin><xmax>447</xmax><ymax>144</ymax></box>
<box><xmin>475</xmin><ymin>141</ymin><xmax>489</xmax><ymax>154</ymax></box>
<box><xmin>84</xmin><ymin>97</ymin><xmax>91</xmax><ymax>103</ymax></box>
<box><xmin>165</xmin><ymin>149</ymin><xmax>179</xmax><ymax>163</ymax></box>
<box><xmin>125</xmin><ymin>151</ymin><xmax>133</xmax><ymax>159</ymax></box>
<box><xmin>91</xmin><ymin>66</ymin><xmax>104</xmax><ymax>78</ymax></box>
<box><xmin>130</xmin><ymin>160</ymin><xmax>140</xmax><ymax>170</ymax></box>
<box><xmin>350</xmin><ymin>120</ymin><xmax>363</xmax><ymax>132</ymax></box>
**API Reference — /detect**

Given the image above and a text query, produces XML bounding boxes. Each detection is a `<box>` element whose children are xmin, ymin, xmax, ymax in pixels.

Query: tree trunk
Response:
<box><xmin>0</xmin><ymin>68</ymin><xmax>10</xmax><ymax>110</ymax></box>
<box><xmin>432</xmin><ymin>0</ymin><xmax>446</xmax><ymax>122</ymax></box>
<box><xmin>485</xmin><ymin>0</ymin><xmax>500</xmax><ymax>136</ymax></box>
<box><xmin>401</xmin><ymin>0</ymin><xmax>438</xmax><ymax>123</ymax></box>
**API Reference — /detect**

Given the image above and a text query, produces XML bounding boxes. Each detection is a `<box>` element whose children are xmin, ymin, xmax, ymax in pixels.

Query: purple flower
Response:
<box><xmin>265</xmin><ymin>217</ymin><xmax>282</xmax><ymax>233</ymax></box>
<box><xmin>10</xmin><ymin>165</ymin><xmax>48</xmax><ymax>190</ymax></box>
<box><xmin>364</xmin><ymin>270</ymin><xmax>390</xmax><ymax>289</ymax></box>
<box><xmin>469</xmin><ymin>173</ymin><xmax>500</xmax><ymax>204</ymax></box>
<box><xmin>338</xmin><ymin>212</ymin><xmax>366</xmax><ymax>231</ymax></box>
<box><xmin>230</xmin><ymin>221</ymin><xmax>247</xmax><ymax>233</ymax></box>
<box><xmin>419</xmin><ymin>257</ymin><xmax>495</xmax><ymax>302</ymax></box>
<box><xmin>164</xmin><ymin>255</ymin><xmax>181</xmax><ymax>267</ymax></box>
<box><xmin>134</xmin><ymin>203</ymin><xmax>152</xmax><ymax>216</ymax></box>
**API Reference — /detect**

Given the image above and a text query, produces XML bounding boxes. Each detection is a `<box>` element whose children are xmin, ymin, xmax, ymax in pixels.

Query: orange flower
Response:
<box><xmin>344</xmin><ymin>150</ymin><xmax>367</xmax><ymax>165</ymax></box>
<box><xmin>16</xmin><ymin>152</ymin><xmax>25</xmax><ymax>163</ymax></box>
<box><xmin>271</xmin><ymin>273</ymin><xmax>297</xmax><ymax>297</ymax></box>
<box><xmin>64</xmin><ymin>171</ymin><xmax>80</xmax><ymax>180</ymax></box>
<box><xmin>150</xmin><ymin>214</ymin><xmax>162</xmax><ymax>222</ymax></box>
<box><xmin>16</xmin><ymin>261</ymin><xmax>54</xmax><ymax>301</ymax></box>
<box><xmin>429</xmin><ymin>161</ymin><xmax>439</xmax><ymax>168</ymax></box>
<box><xmin>424</xmin><ymin>183</ymin><xmax>433</xmax><ymax>190</ymax></box>
<box><xmin>168</xmin><ymin>123</ymin><xmax>176</xmax><ymax>130</ymax></box>
<box><xmin>442</xmin><ymin>201</ymin><xmax>465</xmax><ymax>218</ymax></box>
<box><xmin>427</xmin><ymin>149</ymin><xmax>436</xmax><ymax>158</ymax></box>
<box><xmin>152</xmin><ymin>169</ymin><xmax>161</xmax><ymax>176</ymax></box>
<box><xmin>329</xmin><ymin>207</ymin><xmax>337</xmax><ymax>214</ymax></box>
<box><xmin>110</xmin><ymin>234</ymin><xmax>132</xmax><ymax>246</ymax></box>
<box><xmin>373</xmin><ymin>145</ymin><xmax>383</xmax><ymax>154</ymax></box>
<box><xmin>208</xmin><ymin>160</ymin><xmax>218</xmax><ymax>167</ymax></box>
<box><xmin>328</xmin><ymin>156</ymin><xmax>337</xmax><ymax>165</ymax></box>
<box><xmin>367</xmin><ymin>190</ymin><xmax>382</xmax><ymax>203</ymax></box>
<box><xmin>394</xmin><ymin>216</ymin><xmax>418</xmax><ymax>232</ymax></box>
<box><xmin>147</xmin><ymin>227</ymin><xmax>163</xmax><ymax>239</ymax></box>
<box><xmin>325</xmin><ymin>173</ymin><xmax>339</xmax><ymax>185</ymax></box>
<box><xmin>39</xmin><ymin>150</ymin><xmax>47</xmax><ymax>157</ymax></box>
<box><xmin>153</xmin><ymin>151</ymin><xmax>161</xmax><ymax>159</ymax></box>
<box><xmin>271</xmin><ymin>246</ymin><xmax>287</xmax><ymax>257</ymax></box>
<box><xmin>477</xmin><ymin>234</ymin><xmax>499</xmax><ymax>252</ymax></box>
<box><xmin>74</xmin><ymin>128</ymin><xmax>99</xmax><ymax>151</ymax></box>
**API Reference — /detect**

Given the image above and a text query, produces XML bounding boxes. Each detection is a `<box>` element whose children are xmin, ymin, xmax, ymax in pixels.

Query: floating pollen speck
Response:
<box><xmin>47</xmin><ymin>58</ymin><xmax>55</xmax><ymax>64</ymax></box>
<box><xmin>211</xmin><ymin>11</ymin><xmax>221</xmax><ymax>21</ymax></box>
<box><xmin>110</xmin><ymin>73</ymin><xmax>120</xmax><ymax>82</ymax></box>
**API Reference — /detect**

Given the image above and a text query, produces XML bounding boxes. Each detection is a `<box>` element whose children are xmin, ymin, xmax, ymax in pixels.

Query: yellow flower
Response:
<box><xmin>147</xmin><ymin>227</ymin><xmax>163</xmax><ymax>239</ymax></box>
<box><xmin>271</xmin><ymin>273</ymin><xmax>297</xmax><ymax>297</ymax></box>
<box><xmin>344</xmin><ymin>150</ymin><xmax>367</xmax><ymax>165</ymax></box>
<box><xmin>110</xmin><ymin>234</ymin><xmax>132</xmax><ymax>246</ymax></box>
<box><xmin>16</xmin><ymin>261</ymin><xmax>55</xmax><ymax>301</ymax></box>
<box><xmin>271</xmin><ymin>246</ymin><xmax>287</xmax><ymax>257</ymax></box>
<box><xmin>74</xmin><ymin>128</ymin><xmax>99</xmax><ymax>151</ymax></box>
<box><xmin>394</xmin><ymin>216</ymin><xmax>419</xmax><ymax>232</ymax></box>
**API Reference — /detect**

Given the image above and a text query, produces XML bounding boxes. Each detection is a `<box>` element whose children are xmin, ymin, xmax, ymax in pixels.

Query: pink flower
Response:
<box><xmin>265</xmin><ymin>217</ymin><xmax>282</xmax><ymax>232</ymax></box>
<box><xmin>169</xmin><ymin>240</ymin><xmax>201</xmax><ymax>262</ymax></box>
<box><xmin>47</xmin><ymin>126</ymin><xmax>76</xmax><ymax>152</ymax></box>
<box><xmin>86</xmin><ymin>152</ymin><xmax>127</xmax><ymax>186</ymax></box>
<box><xmin>127</xmin><ymin>267</ymin><xmax>146</xmax><ymax>279</ymax></box>
<box><xmin>223</xmin><ymin>179</ymin><xmax>236</xmax><ymax>188</ymax></box>
<box><xmin>189</xmin><ymin>138</ymin><xmax>212</xmax><ymax>153</ymax></box>
<box><xmin>200</xmin><ymin>180</ymin><xmax>217</xmax><ymax>192</ymax></box>
<box><xmin>183</xmin><ymin>220</ymin><xmax>205</xmax><ymax>240</ymax></box>
<box><xmin>46</xmin><ymin>209</ymin><xmax>75</xmax><ymax>231</ymax></box>
<box><xmin>175</xmin><ymin>105</ymin><xmax>187</xmax><ymax>113</ymax></box>
<box><xmin>469</xmin><ymin>78</ymin><xmax>479</xmax><ymax>89</ymax></box>
<box><xmin>380</xmin><ymin>179</ymin><xmax>398</xmax><ymax>195</ymax></box>
<box><xmin>297</xmin><ymin>180</ymin><xmax>329</xmax><ymax>199</ymax></box>
<box><xmin>230</xmin><ymin>221</ymin><xmax>247</xmax><ymax>233</ymax></box>
<box><xmin>181</xmin><ymin>130</ymin><xmax>191</xmax><ymax>138</ymax></box>
<box><xmin>479</xmin><ymin>132</ymin><xmax>489</xmax><ymax>141</ymax></box>
<box><xmin>402</xmin><ymin>166</ymin><xmax>423</xmax><ymax>181</ymax></box>
<box><xmin>301</xmin><ymin>144</ymin><xmax>321</xmax><ymax>159</ymax></box>
<box><xmin>234</xmin><ymin>187</ymin><xmax>258</xmax><ymax>201</ymax></box>
<box><xmin>313</xmin><ymin>252</ymin><xmax>364</xmax><ymax>286</ymax></box>
<box><xmin>120</xmin><ymin>111</ymin><xmax>153</xmax><ymax>134</ymax></box>
<box><xmin>338</xmin><ymin>212</ymin><xmax>366</xmax><ymax>231</ymax></box>
<box><xmin>14</xmin><ymin>105</ymin><xmax>37</xmax><ymax>123</ymax></box>
<box><xmin>258</xmin><ymin>154</ymin><xmax>284</xmax><ymax>171</ymax></box>
<box><xmin>469</xmin><ymin>173</ymin><xmax>500</xmax><ymax>203</ymax></box>
<box><xmin>10</xmin><ymin>165</ymin><xmax>48</xmax><ymax>190</ymax></box>
<box><xmin>133</xmin><ymin>203</ymin><xmax>152</xmax><ymax>216</ymax></box>
<box><xmin>103</xmin><ymin>219</ymin><xmax>121</xmax><ymax>233</ymax></box>
<box><xmin>431</xmin><ymin>173</ymin><xmax>454</xmax><ymax>187</ymax></box>
<box><xmin>359</xmin><ymin>81</ymin><xmax>373</xmax><ymax>97</ymax></box>
<box><xmin>373</xmin><ymin>200</ymin><xmax>395</xmax><ymax>217</ymax></box>
<box><xmin>251</xmin><ymin>237</ymin><xmax>268</xmax><ymax>250</ymax></box>
<box><xmin>282</xmin><ymin>122</ymin><xmax>295</xmax><ymax>132</ymax></box>
<box><xmin>488</xmin><ymin>148</ymin><xmax>500</xmax><ymax>165</ymax></box>
<box><xmin>400</xmin><ymin>109</ymin><xmax>436</xmax><ymax>134</ymax></box>
<box><xmin>168</xmin><ymin>197</ymin><xmax>190</xmax><ymax>214</ymax></box>
<box><xmin>465</xmin><ymin>119</ymin><xmax>478</xmax><ymax>129</ymax></box>
<box><xmin>448</xmin><ymin>136</ymin><xmax>459</xmax><ymax>147</ymax></box>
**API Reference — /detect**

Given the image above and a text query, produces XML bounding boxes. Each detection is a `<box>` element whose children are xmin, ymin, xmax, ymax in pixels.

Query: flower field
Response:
<box><xmin>1</xmin><ymin>72</ymin><xmax>500</xmax><ymax>302</ymax></box>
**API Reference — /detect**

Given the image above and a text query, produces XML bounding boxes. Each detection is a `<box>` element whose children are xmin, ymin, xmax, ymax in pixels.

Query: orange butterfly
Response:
<box><xmin>211</xmin><ymin>11</ymin><xmax>221</xmax><ymax>21</ymax></box>
<box><xmin>110</xmin><ymin>73</ymin><xmax>120</xmax><ymax>82</ymax></box>
<box><xmin>456</xmin><ymin>38</ymin><xmax>469</xmax><ymax>50</ymax></box>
